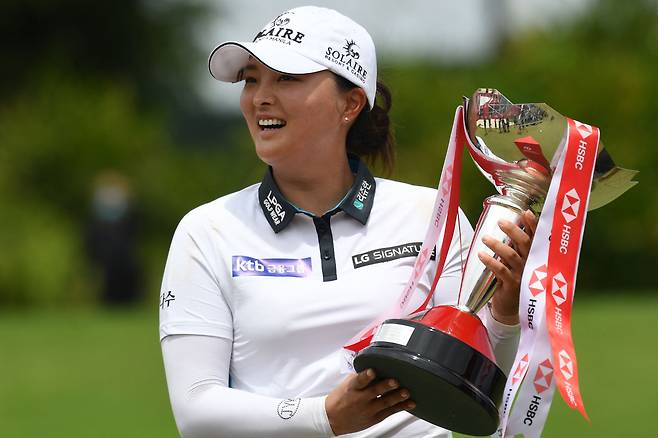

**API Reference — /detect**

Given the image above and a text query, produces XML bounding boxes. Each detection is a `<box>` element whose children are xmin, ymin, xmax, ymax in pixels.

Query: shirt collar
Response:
<box><xmin>258</xmin><ymin>156</ymin><xmax>376</xmax><ymax>233</ymax></box>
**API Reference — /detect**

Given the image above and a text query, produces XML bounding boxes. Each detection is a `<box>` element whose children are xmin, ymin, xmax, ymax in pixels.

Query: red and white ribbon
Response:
<box><xmin>545</xmin><ymin>119</ymin><xmax>597</xmax><ymax>420</ymax></box>
<box><xmin>499</xmin><ymin>119</ymin><xmax>598</xmax><ymax>437</ymax></box>
<box><xmin>343</xmin><ymin>106</ymin><xmax>466</xmax><ymax>353</ymax></box>
<box><xmin>495</xmin><ymin>127</ymin><xmax>566</xmax><ymax>437</ymax></box>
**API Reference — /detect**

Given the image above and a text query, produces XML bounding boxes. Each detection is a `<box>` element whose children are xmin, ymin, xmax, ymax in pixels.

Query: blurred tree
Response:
<box><xmin>0</xmin><ymin>0</ymin><xmax>260</xmax><ymax>307</ymax></box>
<box><xmin>0</xmin><ymin>0</ymin><xmax>206</xmax><ymax>110</ymax></box>
<box><xmin>0</xmin><ymin>75</ymin><xmax>260</xmax><ymax>307</ymax></box>
<box><xmin>385</xmin><ymin>0</ymin><xmax>657</xmax><ymax>290</ymax></box>
<box><xmin>0</xmin><ymin>0</ymin><xmax>655</xmax><ymax>308</ymax></box>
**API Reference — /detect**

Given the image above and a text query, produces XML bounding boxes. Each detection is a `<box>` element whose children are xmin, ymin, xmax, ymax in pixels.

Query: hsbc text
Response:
<box><xmin>523</xmin><ymin>395</ymin><xmax>542</xmax><ymax>426</ymax></box>
<box><xmin>559</xmin><ymin>224</ymin><xmax>572</xmax><ymax>254</ymax></box>
<box><xmin>554</xmin><ymin>307</ymin><xmax>564</xmax><ymax>334</ymax></box>
<box><xmin>527</xmin><ymin>298</ymin><xmax>537</xmax><ymax>329</ymax></box>
<box><xmin>575</xmin><ymin>140</ymin><xmax>587</xmax><ymax>170</ymax></box>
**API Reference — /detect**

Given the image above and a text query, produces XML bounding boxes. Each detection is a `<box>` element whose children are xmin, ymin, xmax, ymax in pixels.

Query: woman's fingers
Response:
<box><xmin>326</xmin><ymin>371</ymin><xmax>414</xmax><ymax>435</ymax></box>
<box><xmin>478</xmin><ymin>251</ymin><xmax>515</xmax><ymax>284</ymax></box>
<box><xmin>365</xmin><ymin>378</ymin><xmax>399</xmax><ymax>399</ymax></box>
<box><xmin>522</xmin><ymin>210</ymin><xmax>538</xmax><ymax>237</ymax></box>
<box><xmin>354</xmin><ymin>373</ymin><xmax>411</xmax><ymax>417</ymax></box>
<box><xmin>352</xmin><ymin>368</ymin><xmax>377</xmax><ymax>390</ymax></box>
<box><xmin>497</xmin><ymin>220</ymin><xmax>532</xmax><ymax>260</ymax></box>
<box><xmin>481</xmin><ymin>235</ymin><xmax>523</xmax><ymax>272</ymax></box>
<box><xmin>483</xmin><ymin>211</ymin><xmax>538</xmax><ymax>266</ymax></box>
<box><xmin>373</xmin><ymin>399</ymin><xmax>417</xmax><ymax>424</ymax></box>
<box><xmin>369</xmin><ymin>388</ymin><xmax>411</xmax><ymax>413</ymax></box>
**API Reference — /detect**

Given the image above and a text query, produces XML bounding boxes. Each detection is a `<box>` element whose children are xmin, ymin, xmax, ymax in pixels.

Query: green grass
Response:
<box><xmin>0</xmin><ymin>308</ymin><xmax>177</xmax><ymax>438</ymax></box>
<box><xmin>1</xmin><ymin>293</ymin><xmax>656</xmax><ymax>438</ymax></box>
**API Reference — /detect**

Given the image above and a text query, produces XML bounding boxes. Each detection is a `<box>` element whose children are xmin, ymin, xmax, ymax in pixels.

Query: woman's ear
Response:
<box><xmin>342</xmin><ymin>87</ymin><xmax>367</xmax><ymax>123</ymax></box>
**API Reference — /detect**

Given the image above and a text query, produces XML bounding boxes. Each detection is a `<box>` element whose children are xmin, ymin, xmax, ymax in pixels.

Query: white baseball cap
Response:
<box><xmin>208</xmin><ymin>6</ymin><xmax>377</xmax><ymax>108</ymax></box>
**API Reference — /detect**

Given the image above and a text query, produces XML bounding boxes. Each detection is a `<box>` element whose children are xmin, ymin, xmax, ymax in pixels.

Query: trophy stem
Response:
<box><xmin>461</xmin><ymin>194</ymin><xmax>531</xmax><ymax>313</ymax></box>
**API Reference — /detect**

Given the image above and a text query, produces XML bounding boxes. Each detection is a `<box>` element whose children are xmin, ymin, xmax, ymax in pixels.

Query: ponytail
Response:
<box><xmin>335</xmin><ymin>76</ymin><xmax>396</xmax><ymax>175</ymax></box>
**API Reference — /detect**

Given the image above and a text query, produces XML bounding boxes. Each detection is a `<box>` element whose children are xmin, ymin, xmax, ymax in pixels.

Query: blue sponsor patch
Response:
<box><xmin>232</xmin><ymin>256</ymin><xmax>312</xmax><ymax>278</ymax></box>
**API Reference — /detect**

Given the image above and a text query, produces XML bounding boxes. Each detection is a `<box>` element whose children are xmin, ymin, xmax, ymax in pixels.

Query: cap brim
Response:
<box><xmin>209</xmin><ymin>40</ymin><xmax>327</xmax><ymax>82</ymax></box>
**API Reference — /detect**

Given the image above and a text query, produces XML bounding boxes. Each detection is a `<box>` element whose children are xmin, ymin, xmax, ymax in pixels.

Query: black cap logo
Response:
<box><xmin>343</xmin><ymin>39</ymin><xmax>360</xmax><ymax>59</ymax></box>
<box><xmin>269</xmin><ymin>11</ymin><xmax>292</xmax><ymax>28</ymax></box>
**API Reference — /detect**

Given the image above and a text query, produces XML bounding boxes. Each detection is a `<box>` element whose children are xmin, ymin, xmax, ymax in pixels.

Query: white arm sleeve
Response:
<box><xmin>481</xmin><ymin>306</ymin><xmax>520</xmax><ymax>375</ymax></box>
<box><xmin>161</xmin><ymin>334</ymin><xmax>335</xmax><ymax>438</ymax></box>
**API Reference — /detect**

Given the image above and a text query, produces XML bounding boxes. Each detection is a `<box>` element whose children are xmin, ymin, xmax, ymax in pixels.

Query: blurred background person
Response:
<box><xmin>85</xmin><ymin>171</ymin><xmax>141</xmax><ymax>305</ymax></box>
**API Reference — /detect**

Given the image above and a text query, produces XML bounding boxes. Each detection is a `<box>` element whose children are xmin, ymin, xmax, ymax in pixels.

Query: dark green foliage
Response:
<box><xmin>0</xmin><ymin>0</ymin><xmax>655</xmax><ymax>307</ymax></box>
<box><xmin>0</xmin><ymin>0</ymin><xmax>206</xmax><ymax>108</ymax></box>
<box><xmin>0</xmin><ymin>76</ymin><xmax>261</xmax><ymax>306</ymax></box>
<box><xmin>384</xmin><ymin>0</ymin><xmax>657</xmax><ymax>290</ymax></box>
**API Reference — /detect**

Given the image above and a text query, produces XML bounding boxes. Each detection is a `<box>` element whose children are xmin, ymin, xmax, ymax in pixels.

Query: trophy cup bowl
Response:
<box><xmin>353</xmin><ymin>89</ymin><xmax>638</xmax><ymax>436</ymax></box>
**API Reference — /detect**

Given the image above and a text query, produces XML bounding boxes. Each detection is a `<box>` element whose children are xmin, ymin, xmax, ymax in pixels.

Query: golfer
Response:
<box><xmin>159</xmin><ymin>6</ymin><xmax>536</xmax><ymax>437</ymax></box>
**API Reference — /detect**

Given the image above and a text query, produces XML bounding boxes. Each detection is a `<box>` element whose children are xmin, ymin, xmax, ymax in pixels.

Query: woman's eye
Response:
<box><xmin>278</xmin><ymin>75</ymin><xmax>295</xmax><ymax>82</ymax></box>
<box><xmin>244</xmin><ymin>76</ymin><xmax>256</xmax><ymax>84</ymax></box>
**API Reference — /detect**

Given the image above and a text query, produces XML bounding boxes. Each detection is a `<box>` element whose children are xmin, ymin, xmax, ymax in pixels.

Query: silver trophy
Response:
<box><xmin>460</xmin><ymin>88</ymin><xmax>637</xmax><ymax>312</ymax></box>
<box><xmin>354</xmin><ymin>88</ymin><xmax>637</xmax><ymax>435</ymax></box>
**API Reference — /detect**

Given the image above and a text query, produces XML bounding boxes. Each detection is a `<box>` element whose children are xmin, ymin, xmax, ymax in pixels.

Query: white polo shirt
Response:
<box><xmin>159</xmin><ymin>157</ymin><xmax>519</xmax><ymax>437</ymax></box>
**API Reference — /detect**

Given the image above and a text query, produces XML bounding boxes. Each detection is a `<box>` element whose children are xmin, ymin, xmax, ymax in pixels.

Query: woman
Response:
<box><xmin>160</xmin><ymin>6</ymin><xmax>536</xmax><ymax>437</ymax></box>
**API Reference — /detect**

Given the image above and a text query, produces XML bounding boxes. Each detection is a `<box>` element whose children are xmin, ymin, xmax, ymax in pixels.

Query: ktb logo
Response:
<box><xmin>561</xmin><ymin>188</ymin><xmax>580</xmax><ymax>223</ymax></box>
<box><xmin>533</xmin><ymin>359</ymin><xmax>554</xmax><ymax>393</ymax></box>
<box><xmin>551</xmin><ymin>272</ymin><xmax>568</xmax><ymax>306</ymax></box>
<box><xmin>528</xmin><ymin>264</ymin><xmax>548</xmax><ymax>296</ymax></box>
<box><xmin>558</xmin><ymin>349</ymin><xmax>574</xmax><ymax>380</ymax></box>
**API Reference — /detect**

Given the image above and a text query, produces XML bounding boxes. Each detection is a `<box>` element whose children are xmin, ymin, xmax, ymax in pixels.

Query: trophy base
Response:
<box><xmin>353</xmin><ymin>307</ymin><xmax>506</xmax><ymax>436</ymax></box>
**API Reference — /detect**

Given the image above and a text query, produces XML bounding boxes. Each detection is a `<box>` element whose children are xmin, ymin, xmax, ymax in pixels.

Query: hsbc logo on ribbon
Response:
<box><xmin>511</xmin><ymin>353</ymin><xmax>529</xmax><ymax>385</ymax></box>
<box><xmin>561</xmin><ymin>189</ymin><xmax>580</xmax><ymax>223</ymax></box>
<box><xmin>551</xmin><ymin>272</ymin><xmax>568</xmax><ymax>306</ymax></box>
<box><xmin>533</xmin><ymin>359</ymin><xmax>554</xmax><ymax>393</ymax></box>
<box><xmin>529</xmin><ymin>264</ymin><xmax>548</xmax><ymax>296</ymax></box>
<box><xmin>574</xmin><ymin>121</ymin><xmax>593</xmax><ymax>139</ymax></box>
<box><xmin>558</xmin><ymin>349</ymin><xmax>574</xmax><ymax>380</ymax></box>
<box><xmin>441</xmin><ymin>165</ymin><xmax>453</xmax><ymax>197</ymax></box>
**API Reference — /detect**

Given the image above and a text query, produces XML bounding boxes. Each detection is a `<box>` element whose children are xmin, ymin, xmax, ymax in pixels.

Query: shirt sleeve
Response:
<box><xmin>161</xmin><ymin>334</ymin><xmax>335</xmax><ymax>438</ymax></box>
<box><xmin>481</xmin><ymin>306</ymin><xmax>520</xmax><ymax>376</ymax></box>
<box><xmin>159</xmin><ymin>211</ymin><xmax>233</xmax><ymax>341</ymax></box>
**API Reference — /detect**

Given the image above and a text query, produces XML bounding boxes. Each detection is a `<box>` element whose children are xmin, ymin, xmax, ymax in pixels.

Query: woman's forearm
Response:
<box><xmin>161</xmin><ymin>335</ymin><xmax>334</xmax><ymax>438</ymax></box>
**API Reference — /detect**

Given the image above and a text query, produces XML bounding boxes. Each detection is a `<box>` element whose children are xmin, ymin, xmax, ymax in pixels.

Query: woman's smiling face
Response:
<box><xmin>239</xmin><ymin>59</ymin><xmax>349</xmax><ymax>169</ymax></box>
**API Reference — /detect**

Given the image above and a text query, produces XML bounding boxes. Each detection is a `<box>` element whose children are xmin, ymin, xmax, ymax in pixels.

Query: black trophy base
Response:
<box><xmin>353</xmin><ymin>318</ymin><xmax>506</xmax><ymax>436</ymax></box>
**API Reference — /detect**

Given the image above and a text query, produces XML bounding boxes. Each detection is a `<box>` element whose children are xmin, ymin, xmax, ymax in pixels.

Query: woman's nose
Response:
<box><xmin>253</xmin><ymin>82</ymin><xmax>275</xmax><ymax>106</ymax></box>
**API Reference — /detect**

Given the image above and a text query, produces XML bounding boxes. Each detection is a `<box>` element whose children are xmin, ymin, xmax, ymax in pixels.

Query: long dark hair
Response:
<box><xmin>334</xmin><ymin>75</ymin><xmax>396</xmax><ymax>175</ymax></box>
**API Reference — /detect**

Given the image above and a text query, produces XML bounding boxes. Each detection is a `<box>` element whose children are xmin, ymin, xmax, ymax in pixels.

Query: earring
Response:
<box><xmin>344</xmin><ymin>117</ymin><xmax>350</xmax><ymax>122</ymax></box>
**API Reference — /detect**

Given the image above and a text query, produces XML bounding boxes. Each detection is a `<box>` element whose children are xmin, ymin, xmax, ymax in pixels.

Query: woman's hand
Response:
<box><xmin>478</xmin><ymin>210</ymin><xmax>538</xmax><ymax>325</ymax></box>
<box><xmin>325</xmin><ymin>368</ymin><xmax>415</xmax><ymax>436</ymax></box>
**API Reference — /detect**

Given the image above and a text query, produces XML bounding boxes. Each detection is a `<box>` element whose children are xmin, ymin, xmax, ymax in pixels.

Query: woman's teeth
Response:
<box><xmin>258</xmin><ymin>119</ymin><xmax>287</xmax><ymax>129</ymax></box>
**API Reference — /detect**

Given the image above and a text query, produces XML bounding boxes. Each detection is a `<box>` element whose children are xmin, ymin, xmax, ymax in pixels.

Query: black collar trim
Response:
<box><xmin>258</xmin><ymin>156</ymin><xmax>376</xmax><ymax>233</ymax></box>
